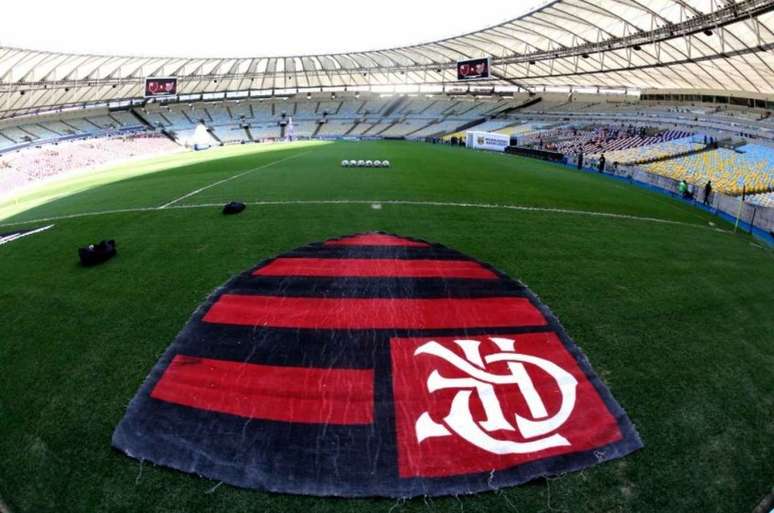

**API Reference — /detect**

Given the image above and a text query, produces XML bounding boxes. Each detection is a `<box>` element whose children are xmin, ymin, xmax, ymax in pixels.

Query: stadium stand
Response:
<box><xmin>228</xmin><ymin>102</ymin><xmax>253</xmax><ymax>120</ymax></box>
<box><xmin>597</xmin><ymin>137</ymin><xmax>705</xmax><ymax>165</ymax></box>
<box><xmin>144</xmin><ymin>111</ymin><xmax>172</xmax><ymax>128</ymax></box>
<box><xmin>497</xmin><ymin>123</ymin><xmax>546</xmax><ymax>137</ymax></box>
<box><xmin>0</xmin><ymin>135</ymin><xmax>182</xmax><ymax>195</ymax></box>
<box><xmin>359</xmin><ymin>99</ymin><xmax>391</xmax><ymax>115</ymax></box>
<box><xmin>336</xmin><ymin>99</ymin><xmax>363</xmax><ymax>117</ymax></box>
<box><xmin>316</xmin><ymin>101</ymin><xmax>341</xmax><ymax>115</ymax></box>
<box><xmin>644</xmin><ymin>146</ymin><xmax>774</xmax><ymax>195</ymax></box>
<box><xmin>552</xmin><ymin>127</ymin><xmax>694</xmax><ymax>155</ymax></box>
<box><xmin>251</xmin><ymin>102</ymin><xmax>274</xmax><ymax>120</ymax></box>
<box><xmin>347</xmin><ymin>121</ymin><xmax>378</xmax><ymax>136</ymax></box>
<box><xmin>0</xmin><ymin>86</ymin><xmax>770</xmax><ymax>206</ymax></box>
<box><xmin>379</xmin><ymin>120</ymin><xmax>426</xmax><ymax>138</ymax></box>
<box><xmin>745</xmin><ymin>191</ymin><xmax>774</xmax><ymax>208</ymax></box>
<box><xmin>292</xmin><ymin>102</ymin><xmax>317</xmax><ymax>119</ymax></box>
<box><xmin>398</xmin><ymin>98</ymin><xmax>434</xmax><ymax>115</ymax></box>
<box><xmin>409</xmin><ymin>120</ymin><xmax>466</xmax><ymax>139</ymax></box>
<box><xmin>316</xmin><ymin>119</ymin><xmax>356</xmax><ymax>138</ymax></box>
<box><xmin>249</xmin><ymin>123</ymin><xmax>281</xmax><ymax>140</ymax></box>
<box><xmin>110</xmin><ymin>111</ymin><xmax>144</xmax><ymax>130</ymax></box>
<box><xmin>206</xmin><ymin>106</ymin><xmax>233</xmax><ymax>125</ymax></box>
<box><xmin>466</xmin><ymin>119</ymin><xmax>520</xmax><ymax>133</ymax></box>
<box><xmin>162</xmin><ymin>109</ymin><xmax>194</xmax><ymax>129</ymax></box>
<box><xmin>289</xmin><ymin>120</ymin><xmax>319</xmax><ymax>138</ymax></box>
<box><xmin>212</xmin><ymin>126</ymin><xmax>248</xmax><ymax>144</ymax></box>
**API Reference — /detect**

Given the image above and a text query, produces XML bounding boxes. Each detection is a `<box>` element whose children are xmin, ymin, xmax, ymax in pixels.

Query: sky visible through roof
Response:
<box><xmin>2</xmin><ymin>0</ymin><xmax>548</xmax><ymax>57</ymax></box>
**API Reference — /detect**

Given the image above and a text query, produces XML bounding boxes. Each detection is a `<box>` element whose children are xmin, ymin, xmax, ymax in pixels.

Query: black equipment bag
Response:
<box><xmin>223</xmin><ymin>202</ymin><xmax>246</xmax><ymax>215</ymax></box>
<box><xmin>79</xmin><ymin>240</ymin><xmax>117</xmax><ymax>266</ymax></box>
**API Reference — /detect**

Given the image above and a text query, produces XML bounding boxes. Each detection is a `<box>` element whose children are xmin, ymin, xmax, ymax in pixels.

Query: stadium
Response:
<box><xmin>1</xmin><ymin>1</ymin><xmax>773</xmax><ymax>512</ymax></box>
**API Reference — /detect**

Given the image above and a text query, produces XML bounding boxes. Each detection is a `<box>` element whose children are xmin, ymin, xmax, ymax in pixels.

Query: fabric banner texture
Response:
<box><xmin>113</xmin><ymin>232</ymin><xmax>642</xmax><ymax>497</ymax></box>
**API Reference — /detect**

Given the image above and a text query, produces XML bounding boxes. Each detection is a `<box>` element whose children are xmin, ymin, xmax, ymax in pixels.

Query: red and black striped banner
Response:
<box><xmin>112</xmin><ymin>233</ymin><xmax>642</xmax><ymax>497</ymax></box>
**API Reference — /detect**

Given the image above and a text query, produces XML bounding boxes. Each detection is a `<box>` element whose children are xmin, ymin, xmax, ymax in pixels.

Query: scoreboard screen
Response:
<box><xmin>144</xmin><ymin>77</ymin><xmax>178</xmax><ymax>98</ymax></box>
<box><xmin>457</xmin><ymin>58</ymin><xmax>491</xmax><ymax>81</ymax></box>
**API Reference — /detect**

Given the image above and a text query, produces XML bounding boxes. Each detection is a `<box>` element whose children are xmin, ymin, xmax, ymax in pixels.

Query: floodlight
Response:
<box><xmin>383</xmin><ymin>160</ymin><xmax>391</xmax><ymax>167</ymax></box>
<box><xmin>357</xmin><ymin>160</ymin><xmax>365</xmax><ymax>167</ymax></box>
<box><xmin>366</xmin><ymin>160</ymin><xmax>373</xmax><ymax>167</ymax></box>
<box><xmin>374</xmin><ymin>160</ymin><xmax>382</xmax><ymax>167</ymax></box>
<box><xmin>341</xmin><ymin>160</ymin><xmax>349</xmax><ymax>167</ymax></box>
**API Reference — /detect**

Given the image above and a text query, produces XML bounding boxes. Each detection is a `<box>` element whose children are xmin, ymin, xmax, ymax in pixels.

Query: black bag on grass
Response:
<box><xmin>223</xmin><ymin>202</ymin><xmax>246</xmax><ymax>215</ymax></box>
<box><xmin>79</xmin><ymin>240</ymin><xmax>117</xmax><ymax>266</ymax></box>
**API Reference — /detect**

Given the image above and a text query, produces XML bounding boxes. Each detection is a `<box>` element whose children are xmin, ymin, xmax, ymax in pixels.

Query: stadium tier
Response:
<box><xmin>288</xmin><ymin>121</ymin><xmax>319</xmax><ymax>138</ymax></box>
<box><xmin>4</xmin><ymin>92</ymin><xmax>773</xmax><ymax>164</ymax></box>
<box><xmin>745</xmin><ymin>191</ymin><xmax>774</xmax><ymax>208</ymax></box>
<box><xmin>316</xmin><ymin>119</ymin><xmax>356</xmax><ymax>138</ymax></box>
<box><xmin>496</xmin><ymin>123</ymin><xmax>547</xmax><ymax>137</ymax></box>
<box><xmin>358</xmin><ymin>99</ymin><xmax>390</xmax><ymax>115</ymax></box>
<box><xmin>316</xmin><ymin>101</ymin><xmax>341</xmax><ymax>115</ymax></box>
<box><xmin>211</xmin><ymin>126</ymin><xmax>247</xmax><ymax>144</ymax></box>
<box><xmin>466</xmin><ymin>119</ymin><xmax>520</xmax><ymax>133</ymax></box>
<box><xmin>0</xmin><ymin>135</ymin><xmax>182</xmax><ymax>195</ymax></box>
<box><xmin>598</xmin><ymin>137</ymin><xmax>704</xmax><ymax>165</ymax></box>
<box><xmin>644</xmin><ymin>146</ymin><xmax>774</xmax><ymax>194</ymax></box>
<box><xmin>248</xmin><ymin>123</ymin><xmax>281</xmax><ymax>140</ymax></box>
<box><xmin>552</xmin><ymin>127</ymin><xmax>695</xmax><ymax>156</ymax></box>
<box><xmin>2</xmin><ymin>92</ymin><xmax>773</xmax><ymax>200</ymax></box>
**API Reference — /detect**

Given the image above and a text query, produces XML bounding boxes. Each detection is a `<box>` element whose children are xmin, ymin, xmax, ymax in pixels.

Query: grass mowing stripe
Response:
<box><xmin>158</xmin><ymin>151</ymin><xmax>313</xmax><ymax>208</ymax></box>
<box><xmin>0</xmin><ymin>199</ymin><xmax>729</xmax><ymax>233</ymax></box>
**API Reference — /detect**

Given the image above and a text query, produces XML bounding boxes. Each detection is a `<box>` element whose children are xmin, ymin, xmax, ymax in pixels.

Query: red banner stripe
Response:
<box><xmin>203</xmin><ymin>295</ymin><xmax>546</xmax><ymax>329</ymax></box>
<box><xmin>325</xmin><ymin>234</ymin><xmax>430</xmax><ymax>247</ymax></box>
<box><xmin>151</xmin><ymin>355</ymin><xmax>374</xmax><ymax>424</ymax></box>
<box><xmin>254</xmin><ymin>258</ymin><xmax>497</xmax><ymax>279</ymax></box>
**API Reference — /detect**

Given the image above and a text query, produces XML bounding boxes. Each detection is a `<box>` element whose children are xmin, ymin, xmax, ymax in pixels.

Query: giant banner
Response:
<box><xmin>113</xmin><ymin>233</ymin><xmax>642</xmax><ymax>497</ymax></box>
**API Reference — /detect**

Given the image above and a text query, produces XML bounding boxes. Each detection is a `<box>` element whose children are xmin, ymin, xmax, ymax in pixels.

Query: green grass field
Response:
<box><xmin>1</xmin><ymin>140</ymin><xmax>772</xmax><ymax>513</ymax></box>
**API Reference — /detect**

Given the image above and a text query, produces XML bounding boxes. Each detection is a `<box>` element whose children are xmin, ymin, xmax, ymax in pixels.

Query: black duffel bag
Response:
<box><xmin>223</xmin><ymin>201</ymin><xmax>246</xmax><ymax>215</ymax></box>
<box><xmin>79</xmin><ymin>240</ymin><xmax>117</xmax><ymax>266</ymax></box>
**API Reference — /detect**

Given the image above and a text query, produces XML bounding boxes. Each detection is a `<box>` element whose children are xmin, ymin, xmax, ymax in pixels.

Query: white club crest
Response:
<box><xmin>414</xmin><ymin>337</ymin><xmax>578</xmax><ymax>454</ymax></box>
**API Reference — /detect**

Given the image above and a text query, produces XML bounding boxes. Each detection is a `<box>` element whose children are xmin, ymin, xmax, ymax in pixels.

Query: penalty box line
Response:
<box><xmin>0</xmin><ymin>199</ymin><xmax>728</xmax><ymax>233</ymax></box>
<box><xmin>157</xmin><ymin>151</ymin><xmax>311</xmax><ymax>209</ymax></box>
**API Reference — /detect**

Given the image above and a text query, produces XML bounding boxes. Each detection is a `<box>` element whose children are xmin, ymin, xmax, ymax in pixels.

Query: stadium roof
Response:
<box><xmin>1</xmin><ymin>0</ymin><xmax>773</xmax><ymax>118</ymax></box>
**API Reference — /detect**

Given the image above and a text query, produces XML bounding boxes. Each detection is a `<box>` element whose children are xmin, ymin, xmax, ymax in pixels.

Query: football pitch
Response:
<box><xmin>1</xmin><ymin>140</ymin><xmax>772</xmax><ymax>512</ymax></box>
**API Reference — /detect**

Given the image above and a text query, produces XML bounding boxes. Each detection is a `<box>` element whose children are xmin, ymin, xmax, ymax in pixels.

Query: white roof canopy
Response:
<box><xmin>1</xmin><ymin>0</ymin><xmax>773</xmax><ymax>118</ymax></box>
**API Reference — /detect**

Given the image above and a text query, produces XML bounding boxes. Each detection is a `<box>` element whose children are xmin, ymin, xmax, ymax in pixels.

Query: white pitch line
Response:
<box><xmin>0</xmin><ymin>224</ymin><xmax>55</xmax><ymax>246</ymax></box>
<box><xmin>0</xmin><ymin>199</ymin><xmax>727</xmax><ymax>233</ymax></box>
<box><xmin>157</xmin><ymin>151</ymin><xmax>310</xmax><ymax>209</ymax></box>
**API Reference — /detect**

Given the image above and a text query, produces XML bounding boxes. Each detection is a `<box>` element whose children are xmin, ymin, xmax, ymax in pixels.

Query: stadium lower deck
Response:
<box><xmin>2</xmin><ymin>92</ymin><xmax>774</xmax><ymax>202</ymax></box>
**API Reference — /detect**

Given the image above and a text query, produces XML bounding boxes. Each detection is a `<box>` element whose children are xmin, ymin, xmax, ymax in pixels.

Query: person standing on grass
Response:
<box><xmin>679</xmin><ymin>180</ymin><xmax>688</xmax><ymax>198</ymax></box>
<box><xmin>598</xmin><ymin>154</ymin><xmax>606</xmax><ymax>174</ymax></box>
<box><xmin>704</xmin><ymin>180</ymin><xmax>713</xmax><ymax>205</ymax></box>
